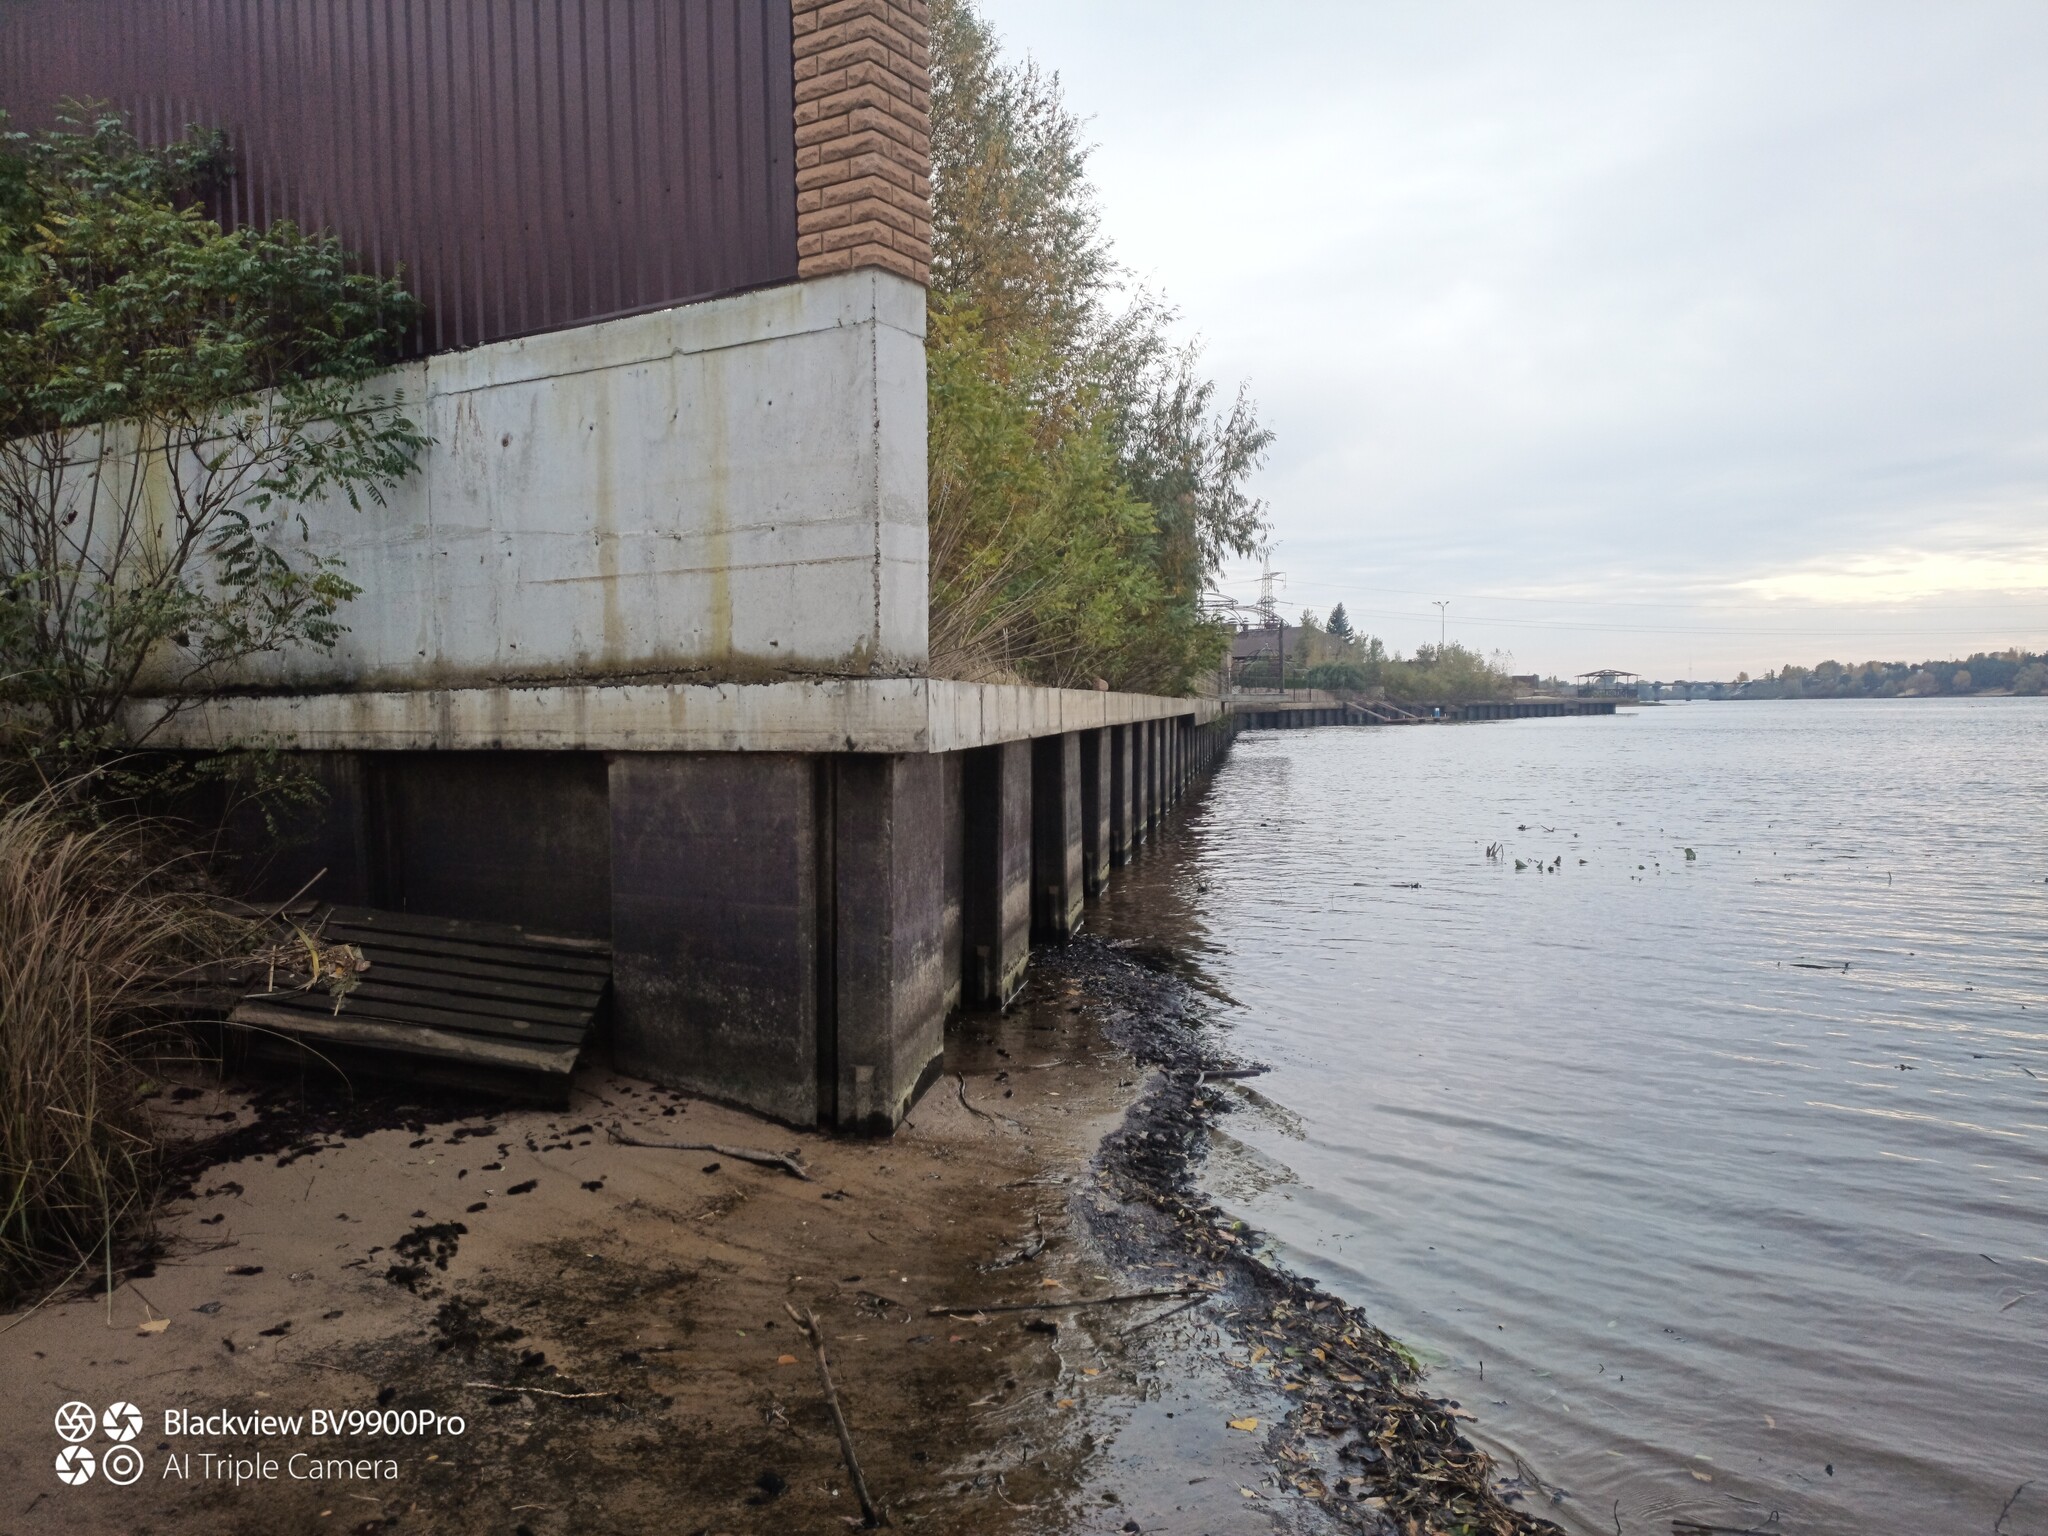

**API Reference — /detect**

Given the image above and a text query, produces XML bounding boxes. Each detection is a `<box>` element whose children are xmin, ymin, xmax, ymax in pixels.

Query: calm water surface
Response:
<box><xmin>1098</xmin><ymin>698</ymin><xmax>2048</xmax><ymax>1535</ymax></box>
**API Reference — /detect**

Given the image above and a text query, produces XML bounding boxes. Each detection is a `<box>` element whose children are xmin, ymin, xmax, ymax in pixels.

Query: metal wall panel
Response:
<box><xmin>0</xmin><ymin>0</ymin><xmax>799</xmax><ymax>354</ymax></box>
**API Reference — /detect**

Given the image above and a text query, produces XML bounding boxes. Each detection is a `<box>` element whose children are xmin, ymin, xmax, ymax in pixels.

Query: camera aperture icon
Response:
<box><xmin>54</xmin><ymin>1445</ymin><xmax>96</xmax><ymax>1485</ymax></box>
<box><xmin>101</xmin><ymin>1402</ymin><xmax>143</xmax><ymax>1442</ymax></box>
<box><xmin>53</xmin><ymin>1401</ymin><xmax>96</xmax><ymax>1443</ymax></box>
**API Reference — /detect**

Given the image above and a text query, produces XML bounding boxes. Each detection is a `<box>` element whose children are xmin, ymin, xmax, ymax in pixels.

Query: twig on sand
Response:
<box><xmin>1995</xmin><ymin>1481</ymin><xmax>2034</xmax><ymax>1535</ymax></box>
<box><xmin>463</xmin><ymin>1382</ymin><xmax>613</xmax><ymax>1400</ymax></box>
<box><xmin>927</xmin><ymin>1285</ymin><xmax>1210</xmax><ymax>1318</ymax></box>
<box><xmin>784</xmin><ymin>1303</ymin><xmax>887</xmax><ymax>1527</ymax></box>
<box><xmin>606</xmin><ymin>1124</ymin><xmax>811</xmax><ymax>1180</ymax></box>
<box><xmin>981</xmin><ymin>1211</ymin><xmax>1046</xmax><ymax>1271</ymax></box>
<box><xmin>954</xmin><ymin>1072</ymin><xmax>995</xmax><ymax>1120</ymax></box>
<box><xmin>955</xmin><ymin>1073</ymin><xmax>1027</xmax><ymax>1132</ymax></box>
<box><xmin>1118</xmin><ymin>1293</ymin><xmax>1209</xmax><ymax>1337</ymax></box>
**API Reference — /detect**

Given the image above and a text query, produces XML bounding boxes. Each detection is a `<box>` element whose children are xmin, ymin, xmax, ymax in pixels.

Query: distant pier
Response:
<box><xmin>1229</xmin><ymin>696</ymin><xmax>1619</xmax><ymax>729</ymax></box>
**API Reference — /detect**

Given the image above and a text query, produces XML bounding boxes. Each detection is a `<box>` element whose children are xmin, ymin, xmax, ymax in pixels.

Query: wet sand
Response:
<box><xmin>2</xmin><ymin>942</ymin><xmax>1551</xmax><ymax>1536</ymax></box>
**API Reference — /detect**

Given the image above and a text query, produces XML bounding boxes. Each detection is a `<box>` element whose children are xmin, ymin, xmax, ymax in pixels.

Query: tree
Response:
<box><xmin>0</xmin><ymin>107</ymin><xmax>424</xmax><ymax>771</ymax></box>
<box><xmin>1326</xmin><ymin>602</ymin><xmax>1354</xmax><ymax>641</ymax></box>
<box><xmin>926</xmin><ymin>0</ymin><xmax>1271</xmax><ymax>692</ymax></box>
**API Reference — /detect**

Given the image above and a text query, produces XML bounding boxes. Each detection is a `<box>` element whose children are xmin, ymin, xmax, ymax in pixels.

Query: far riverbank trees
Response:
<box><xmin>1273</xmin><ymin>609</ymin><xmax>1518</xmax><ymax>705</ymax></box>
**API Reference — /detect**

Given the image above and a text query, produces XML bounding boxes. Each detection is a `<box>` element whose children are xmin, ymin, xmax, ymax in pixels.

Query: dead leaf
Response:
<box><xmin>1056</xmin><ymin>1397</ymin><xmax>1076</xmax><ymax>1408</ymax></box>
<box><xmin>1689</xmin><ymin>1469</ymin><xmax>1713</xmax><ymax>1483</ymax></box>
<box><xmin>1228</xmin><ymin>1417</ymin><xmax>1259</xmax><ymax>1432</ymax></box>
<box><xmin>1039</xmin><ymin>1277</ymin><xmax>1061</xmax><ymax>1289</ymax></box>
<box><xmin>137</xmin><ymin>1318</ymin><xmax>169</xmax><ymax>1335</ymax></box>
<box><xmin>776</xmin><ymin>1354</ymin><xmax>798</xmax><ymax>1366</ymax></box>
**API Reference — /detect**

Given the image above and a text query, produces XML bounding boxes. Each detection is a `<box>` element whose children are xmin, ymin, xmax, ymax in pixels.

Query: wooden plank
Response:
<box><xmin>341</xmin><ymin>959</ymin><xmax>607</xmax><ymax>1010</ymax></box>
<box><xmin>230</xmin><ymin>1003</ymin><xmax>581</xmax><ymax>1076</ymax></box>
<box><xmin>319</xmin><ymin>924</ymin><xmax>612</xmax><ymax>978</ymax></box>
<box><xmin>300</xmin><ymin>945</ymin><xmax>610</xmax><ymax>998</ymax></box>
<box><xmin>241</xmin><ymin>988</ymin><xmax>589</xmax><ymax>1044</ymax></box>
<box><xmin>326</xmin><ymin>904</ymin><xmax>610</xmax><ymax>955</ymax></box>
<box><xmin>272</xmin><ymin>978</ymin><xmax>592</xmax><ymax>1029</ymax></box>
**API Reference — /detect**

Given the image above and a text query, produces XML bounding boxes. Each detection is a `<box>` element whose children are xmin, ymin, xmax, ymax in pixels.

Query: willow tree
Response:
<box><xmin>926</xmin><ymin>0</ymin><xmax>1271</xmax><ymax>692</ymax></box>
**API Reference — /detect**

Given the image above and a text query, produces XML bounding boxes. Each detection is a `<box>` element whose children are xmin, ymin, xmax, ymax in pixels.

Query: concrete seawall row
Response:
<box><xmin>238</xmin><ymin>707</ymin><xmax>1237</xmax><ymax>1136</ymax></box>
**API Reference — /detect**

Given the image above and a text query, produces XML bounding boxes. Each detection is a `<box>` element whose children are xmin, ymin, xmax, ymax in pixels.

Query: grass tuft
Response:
<box><xmin>0</xmin><ymin>783</ymin><xmax>243</xmax><ymax>1308</ymax></box>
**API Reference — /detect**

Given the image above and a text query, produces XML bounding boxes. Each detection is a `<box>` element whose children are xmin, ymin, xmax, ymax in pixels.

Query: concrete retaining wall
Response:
<box><xmin>133</xmin><ymin>269</ymin><xmax>929</xmax><ymax>695</ymax></box>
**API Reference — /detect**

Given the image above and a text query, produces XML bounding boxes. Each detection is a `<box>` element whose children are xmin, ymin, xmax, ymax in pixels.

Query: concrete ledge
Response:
<box><xmin>126</xmin><ymin>679</ymin><xmax>1220</xmax><ymax>755</ymax></box>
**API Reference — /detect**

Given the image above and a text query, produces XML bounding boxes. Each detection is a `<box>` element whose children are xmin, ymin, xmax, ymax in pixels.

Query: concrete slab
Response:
<box><xmin>128</xmin><ymin>678</ymin><xmax>1218</xmax><ymax>755</ymax></box>
<box><xmin>1031</xmin><ymin>732</ymin><xmax>1085</xmax><ymax>942</ymax></box>
<box><xmin>832</xmin><ymin>754</ymin><xmax>949</xmax><ymax>1132</ymax></box>
<box><xmin>1080</xmin><ymin>727</ymin><xmax>1110</xmax><ymax>896</ymax></box>
<box><xmin>961</xmin><ymin>741</ymin><xmax>1031</xmax><ymax>1006</ymax></box>
<box><xmin>608</xmin><ymin>754</ymin><xmax>820</xmax><ymax>1126</ymax></box>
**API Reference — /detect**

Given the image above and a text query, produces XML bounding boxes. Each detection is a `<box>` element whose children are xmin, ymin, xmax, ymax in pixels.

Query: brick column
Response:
<box><xmin>792</xmin><ymin>0</ymin><xmax>932</xmax><ymax>284</ymax></box>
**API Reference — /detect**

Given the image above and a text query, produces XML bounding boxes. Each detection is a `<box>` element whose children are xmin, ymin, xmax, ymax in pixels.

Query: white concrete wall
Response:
<box><xmin>142</xmin><ymin>269</ymin><xmax>928</xmax><ymax>693</ymax></box>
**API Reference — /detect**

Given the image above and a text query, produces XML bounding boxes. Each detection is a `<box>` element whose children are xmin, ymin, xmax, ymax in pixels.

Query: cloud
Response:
<box><xmin>975</xmin><ymin>0</ymin><xmax>2048</xmax><ymax>672</ymax></box>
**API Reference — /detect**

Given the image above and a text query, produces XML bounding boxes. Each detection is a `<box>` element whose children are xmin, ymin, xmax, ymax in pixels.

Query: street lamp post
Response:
<box><xmin>1432</xmin><ymin>600</ymin><xmax>1449</xmax><ymax>650</ymax></box>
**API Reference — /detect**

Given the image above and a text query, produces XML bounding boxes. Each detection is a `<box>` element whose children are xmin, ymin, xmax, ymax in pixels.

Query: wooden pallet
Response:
<box><xmin>229</xmin><ymin>904</ymin><xmax>609</xmax><ymax>1102</ymax></box>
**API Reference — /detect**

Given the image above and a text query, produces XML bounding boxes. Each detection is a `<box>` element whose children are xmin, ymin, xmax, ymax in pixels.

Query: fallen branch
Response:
<box><xmin>928</xmin><ymin>1285</ymin><xmax>1210</xmax><ymax>1318</ymax></box>
<box><xmin>1118</xmin><ymin>1293</ymin><xmax>1210</xmax><ymax>1338</ymax></box>
<box><xmin>606</xmin><ymin>1125</ymin><xmax>811</xmax><ymax>1180</ymax></box>
<box><xmin>463</xmin><ymin>1382</ymin><xmax>614</xmax><ymax>1400</ymax></box>
<box><xmin>1190</xmin><ymin>1066</ymin><xmax>1267</xmax><ymax>1084</ymax></box>
<box><xmin>784</xmin><ymin>1304</ymin><xmax>887</xmax><ymax>1527</ymax></box>
<box><xmin>981</xmin><ymin>1211</ymin><xmax>1046</xmax><ymax>1271</ymax></box>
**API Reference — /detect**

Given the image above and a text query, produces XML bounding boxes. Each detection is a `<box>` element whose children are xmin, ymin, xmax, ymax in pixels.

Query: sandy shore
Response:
<box><xmin>2</xmin><ymin>941</ymin><xmax>1555</xmax><ymax>1536</ymax></box>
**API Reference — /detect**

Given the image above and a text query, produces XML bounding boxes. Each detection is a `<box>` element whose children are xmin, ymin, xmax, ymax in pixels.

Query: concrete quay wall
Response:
<box><xmin>239</xmin><ymin>711</ymin><xmax>1238</xmax><ymax>1136</ymax></box>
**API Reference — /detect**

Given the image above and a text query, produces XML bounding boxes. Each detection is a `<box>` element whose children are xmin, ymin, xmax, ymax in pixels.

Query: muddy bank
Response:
<box><xmin>2</xmin><ymin>940</ymin><xmax>1551</xmax><ymax>1535</ymax></box>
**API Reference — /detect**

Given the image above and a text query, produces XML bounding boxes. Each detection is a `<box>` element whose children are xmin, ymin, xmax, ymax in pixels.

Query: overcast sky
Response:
<box><xmin>974</xmin><ymin>0</ymin><xmax>2048</xmax><ymax>678</ymax></box>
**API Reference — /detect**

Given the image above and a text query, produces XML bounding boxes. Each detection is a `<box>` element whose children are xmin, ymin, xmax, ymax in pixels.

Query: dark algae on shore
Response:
<box><xmin>1071</xmin><ymin>935</ymin><xmax>1567</xmax><ymax>1535</ymax></box>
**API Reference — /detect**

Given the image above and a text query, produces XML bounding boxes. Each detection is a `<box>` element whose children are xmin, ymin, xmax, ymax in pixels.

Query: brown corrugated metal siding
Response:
<box><xmin>0</xmin><ymin>0</ymin><xmax>799</xmax><ymax>355</ymax></box>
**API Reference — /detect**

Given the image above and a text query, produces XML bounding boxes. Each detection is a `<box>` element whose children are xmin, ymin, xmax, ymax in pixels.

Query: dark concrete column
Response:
<box><xmin>1132</xmin><ymin>721</ymin><xmax>1152</xmax><ymax>845</ymax></box>
<box><xmin>1148</xmin><ymin>720</ymin><xmax>1166</xmax><ymax>831</ymax></box>
<box><xmin>939</xmin><ymin>751</ymin><xmax>963</xmax><ymax>1018</ymax></box>
<box><xmin>962</xmin><ymin>740</ymin><xmax>1031</xmax><ymax>1006</ymax></box>
<box><xmin>832</xmin><ymin>754</ymin><xmax>949</xmax><ymax>1133</ymax></box>
<box><xmin>1079</xmin><ymin>728</ymin><xmax>1111</xmax><ymax>897</ymax></box>
<box><xmin>1109</xmin><ymin>724</ymin><xmax>1133</xmax><ymax>866</ymax></box>
<box><xmin>1031</xmin><ymin>732</ymin><xmax>1085</xmax><ymax>941</ymax></box>
<box><xmin>609</xmin><ymin>754</ymin><xmax>821</xmax><ymax>1127</ymax></box>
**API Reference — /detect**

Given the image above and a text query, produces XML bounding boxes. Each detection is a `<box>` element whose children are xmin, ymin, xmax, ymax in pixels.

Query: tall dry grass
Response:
<box><xmin>0</xmin><ymin>785</ymin><xmax>241</xmax><ymax>1308</ymax></box>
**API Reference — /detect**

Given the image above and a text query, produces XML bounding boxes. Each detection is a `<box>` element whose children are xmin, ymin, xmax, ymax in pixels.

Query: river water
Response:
<box><xmin>1096</xmin><ymin>697</ymin><xmax>2048</xmax><ymax>1535</ymax></box>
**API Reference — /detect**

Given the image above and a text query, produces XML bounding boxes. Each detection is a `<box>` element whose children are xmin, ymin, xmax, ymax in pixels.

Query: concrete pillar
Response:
<box><xmin>831</xmin><ymin>754</ymin><xmax>949</xmax><ymax>1133</ymax></box>
<box><xmin>1080</xmin><ymin>728</ymin><xmax>1111</xmax><ymax>897</ymax></box>
<box><xmin>1132</xmin><ymin>721</ymin><xmax>1153</xmax><ymax>845</ymax></box>
<box><xmin>962</xmin><ymin>740</ymin><xmax>1031</xmax><ymax>1006</ymax></box>
<box><xmin>939</xmin><ymin>751</ymin><xmax>963</xmax><ymax>1018</ymax></box>
<box><xmin>1149</xmin><ymin>720</ymin><xmax>1166</xmax><ymax>831</ymax></box>
<box><xmin>1031</xmin><ymin>733</ymin><xmax>1086</xmax><ymax>941</ymax></box>
<box><xmin>1109</xmin><ymin>724</ymin><xmax>1134</xmax><ymax>866</ymax></box>
<box><xmin>609</xmin><ymin>754</ymin><xmax>822</xmax><ymax>1127</ymax></box>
